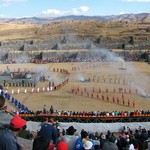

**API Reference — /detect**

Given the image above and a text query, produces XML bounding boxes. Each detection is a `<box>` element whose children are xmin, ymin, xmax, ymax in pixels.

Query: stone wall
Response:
<box><xmin>0</xmin><ymin>34</ymin><xmax>150</xmax><ymax>61</ymax></box>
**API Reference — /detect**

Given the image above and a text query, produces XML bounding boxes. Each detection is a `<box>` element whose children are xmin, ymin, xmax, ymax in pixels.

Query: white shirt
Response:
<box><xmin>43</xmin><ymin>87</ymin><xmax>45</xmax><ymax>91</ymax></box>
<box><xmin>11</xmin><ymin>90</ymin><xmax>14</xmax><ymax>95</ymax></box>
<box><xmin>24</xmin><ymin>89</ymin><xmax>27</xmax><ymax>93</ymax></box>
<box><xmin>17</xmin><ymin>89</ymin><xmax>20</xmax><ymax>94</ymax></box>
<box><xmin>129</xmin><ymin>144</ymin><xmax>135</xmax><ymax>150</ymax></box>
<box><xmin>47</xmin><ymin>87</ymin><xmax>50</xmax><ymax>91</ymax></box>
<box><xmin>31</xmin><ymin>88</ymin><xmax>34</xmax><ymax>93</ymax></box>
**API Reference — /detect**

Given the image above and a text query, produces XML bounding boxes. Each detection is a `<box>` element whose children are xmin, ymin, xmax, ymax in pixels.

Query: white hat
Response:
<box><xmin>83</xmin><ymin>141</ymin><xmax>93</xmax><ymax>150</ymax></box>
<box><xmin>101</xmin><ymin>133</ymin><xmax>106</xmax><ymax>139</ymax></box>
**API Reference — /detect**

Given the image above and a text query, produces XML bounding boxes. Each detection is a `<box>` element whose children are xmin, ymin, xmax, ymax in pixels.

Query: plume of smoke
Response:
<box><xmin>89</xmin><ymin>48</ymin><xmax>150</xmax><ymax>97</ymax></box>
<box><xmin>125</xmin><ymin>63</ymin><xmax>150</xmax><ymax>97</ymax></box>
<box><xmin>77</xmin><ymin>73</ymin><xmax>86</xmax><ymax>81</ymax></box>
<box><xmin>34</xmin><ymin>66</ymin><xmax>47</xmax><ymax>75</ymax></box>
<box><xmin>14</xmin><ymin>52</ymin><xmax>30</xmax><ymax>63</ymax></box>
<box><xmin>91</xmin><ymin>48</ymin><xmax>125</xmax><ymax>67</ymax></box>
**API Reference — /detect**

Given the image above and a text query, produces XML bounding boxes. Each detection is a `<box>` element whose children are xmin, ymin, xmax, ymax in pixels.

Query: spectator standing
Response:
<box><xmin>43</xmin><ymin>105</ymin><xmax>47</xmax><ymax>114</ymax></box>
<box><xmin>83</xmin><ymin>141</ymin><xmax>93</xmax><ymax>150</ymax></box>
<box><xmin>38</xmin><ymin>118</ymin><xmax>58</xmax><ymax>145</ymax></box>
<box><xmin>0</xmin><ymin>116</ymin><xmax>26</xmax><ymax>150</ymax></box>
<box><xmin>88</xmin><ymin>133</ymin><xmax>95</xmax><ymax>150</ymax></box>
<box><xmin>102</xmin><ymin>134</ymin><xmax>118</xmax><ymax>150</ymax></box>
<box><xmin>50</xmin><ymin>105</ymin><xmax>54</xmax><ymax>114</ymax></box>
<box><xmin>56</xmin><ymin>141</ymin><xmax>68</xmax><ymax>150</ymax></box>
<box><xmin>61</xmin><ymin>126</ymin><xmax>78</xmax><ymax>150</ymax></box>
<box><xmin>32</xmin><ymin>135</ymin><xmax>54</xmax><ymax>150</ymax></box>
<box><xmin>128</xmin><ymin>140</ymin><xmax>135</xmax><ymax>150</ymax></box>
<box><xmin>100</xmin><ymin>133</ymin><xmax>107</xmax><ymax>149</ymax></box>
<box><xmin>74</xmin><ymin>130</ymin><xmax>88</xmax><ymax>150</ymax></box>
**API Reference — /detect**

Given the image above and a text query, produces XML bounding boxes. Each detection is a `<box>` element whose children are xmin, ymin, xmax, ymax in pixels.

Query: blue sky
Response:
<box><xmin>0</xmin><ymin>0</ymin><xmax>150</xmax><ymax>18</ymax></box>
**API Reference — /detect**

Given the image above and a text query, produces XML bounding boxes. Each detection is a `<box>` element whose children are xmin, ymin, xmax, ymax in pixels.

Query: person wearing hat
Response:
<box><xmin>0</xmin><ymin>95</ymin><xmax>13</xmax><ymax>126</ymax></box>
<box><xmin>88</xmin><ymin>133</ymin><xmax>96</xmax><ymax>150</ymax></box>
<box><xmin>61</xmin><ymin>126</ymin><xmax>78</xmax><ymax>150</ymax></box>
<box><xmin>100</xmin><ymin>133</ymin><xmax>107</xmax><ymax>149</ymax></box>
<box><xmin>74</xmin><ymin>130</ymin><xmax>88</xmax><ymax>150</ymax></box>
<box><xmin>0</xmin><ymin>115</ymin><xmax>26</xmax><ymax>150</ymax></box>
<box><xmin>83</xmin><ymin>140</ymin><xmax>93</xmax><ymax>150</ymax></box>
<box><xmin>102</xmin><ymin>134</ymin><xmax>118</xmax><ymax>150</ymax></box>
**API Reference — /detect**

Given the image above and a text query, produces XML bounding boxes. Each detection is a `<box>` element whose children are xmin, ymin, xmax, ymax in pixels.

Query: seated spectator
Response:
<box><xmin>0</xmin><ymin>115</ymin><xmax>26</xmax><ymax>150</ymax></box>
<box><xmin>61</xmin><ymin>126</ymin><xmax>78</xmax><ymax>150</ymax></box>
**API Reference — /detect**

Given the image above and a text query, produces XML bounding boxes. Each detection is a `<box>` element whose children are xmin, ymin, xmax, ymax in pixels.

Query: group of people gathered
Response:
<box><xmin>0</xmin><ymin>95</ymin><xmax>150</xmax><ymax>150</ymax></box>
<box><xmin>31</xmin><ymin>118</ymin><xmax>150</xmax><ymax>150</ymax></box>
<box><xmin>18</xmin><ymin>106</ymin><xmax>150</xmax><ymax>119</ymax></box>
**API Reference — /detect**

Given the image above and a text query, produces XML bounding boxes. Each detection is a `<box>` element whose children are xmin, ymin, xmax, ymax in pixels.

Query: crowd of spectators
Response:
<box><xmin>0</xmin><ymin>95</ymin><xmax>150</xmax><ymax>150</ymax></box>
<box><xmin>30</xmin><ymin>116</ymin><xmax>150</xmax><ymax>150</ymax></box>
<box><xmin>18</xmin><ymin>106</ymin><xmax>150</xmax><ymax>118</ymax></box>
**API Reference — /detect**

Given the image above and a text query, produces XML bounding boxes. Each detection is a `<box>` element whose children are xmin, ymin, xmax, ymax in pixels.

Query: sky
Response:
<box><xmin>0</xmin><ymin>0</ymin><xmax>150</xmax><ymax>18</ymax></box>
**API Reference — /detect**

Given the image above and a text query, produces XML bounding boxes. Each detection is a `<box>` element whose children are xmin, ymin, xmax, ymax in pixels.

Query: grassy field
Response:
<box><xmin>0</xmin><ymin>21</ymin><xmax>150</xmax><ymax>41</ymax></box>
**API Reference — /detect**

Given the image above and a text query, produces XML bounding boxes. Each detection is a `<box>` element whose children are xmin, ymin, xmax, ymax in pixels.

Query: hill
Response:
<box><xmin>0</xmin><ymin>15</ymin><xmax>150</xmax><ymax>54</ymax></box>
<box><xmin>0</xmin><ymin>20</ymin><xmax>150</xmax><ymax>40</ymax></box>
<box><xmin>50</xmin><ymin>13</ymin><xmax>150</xmax><ymax>23</ymax></box>
<box><xmin>0</xmin><ymin>13</ymin><xmax>150</xmax><ymax>25</ymax></box>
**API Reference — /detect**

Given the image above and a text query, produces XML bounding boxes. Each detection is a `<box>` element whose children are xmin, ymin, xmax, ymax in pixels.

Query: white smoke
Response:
<box><xmin>126</xmin><ymin>62</ymin><xmax>150</xmax><ymax>97</ymax></box>
<box><xmin>77</xmin><ymin>73</ymin><xmax>86</xmax><ymax>81</ymax></box>
<box><xmin>14</xmin><ymin>52</ymin><xmax>31</xmax><ymax>63</ymax></box>
<box><xmin>90</xmin><ymin>49</ymin><xmax>125</xmax><ymax>68</ymax></box>
<box><xmin>90</xmin><ymin>48</ymin><xmax>150</xmax><ymax>98</ymax></box>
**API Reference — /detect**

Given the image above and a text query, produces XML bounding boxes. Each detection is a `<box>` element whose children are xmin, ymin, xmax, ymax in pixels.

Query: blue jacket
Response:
<box><xmin>74</xmin><ymin>137</ymin><xmax>83</xmax><ymax>150</ymax></box>
<box><xmin>38</xmin><ymin>123</ymin><xmax>58</xmax><ymax>144</ymax></box>
<box><xmin>0</xmin><ymin>125</ymin><xmax>22</xmax><ymax>150</ymax></box>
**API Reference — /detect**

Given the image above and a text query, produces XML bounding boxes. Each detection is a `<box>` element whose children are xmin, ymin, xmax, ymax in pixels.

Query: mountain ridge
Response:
<box><xmin>0</xmin><ymin>13</ymin><xmax>150</xmax><ymax>24</ymax></box>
